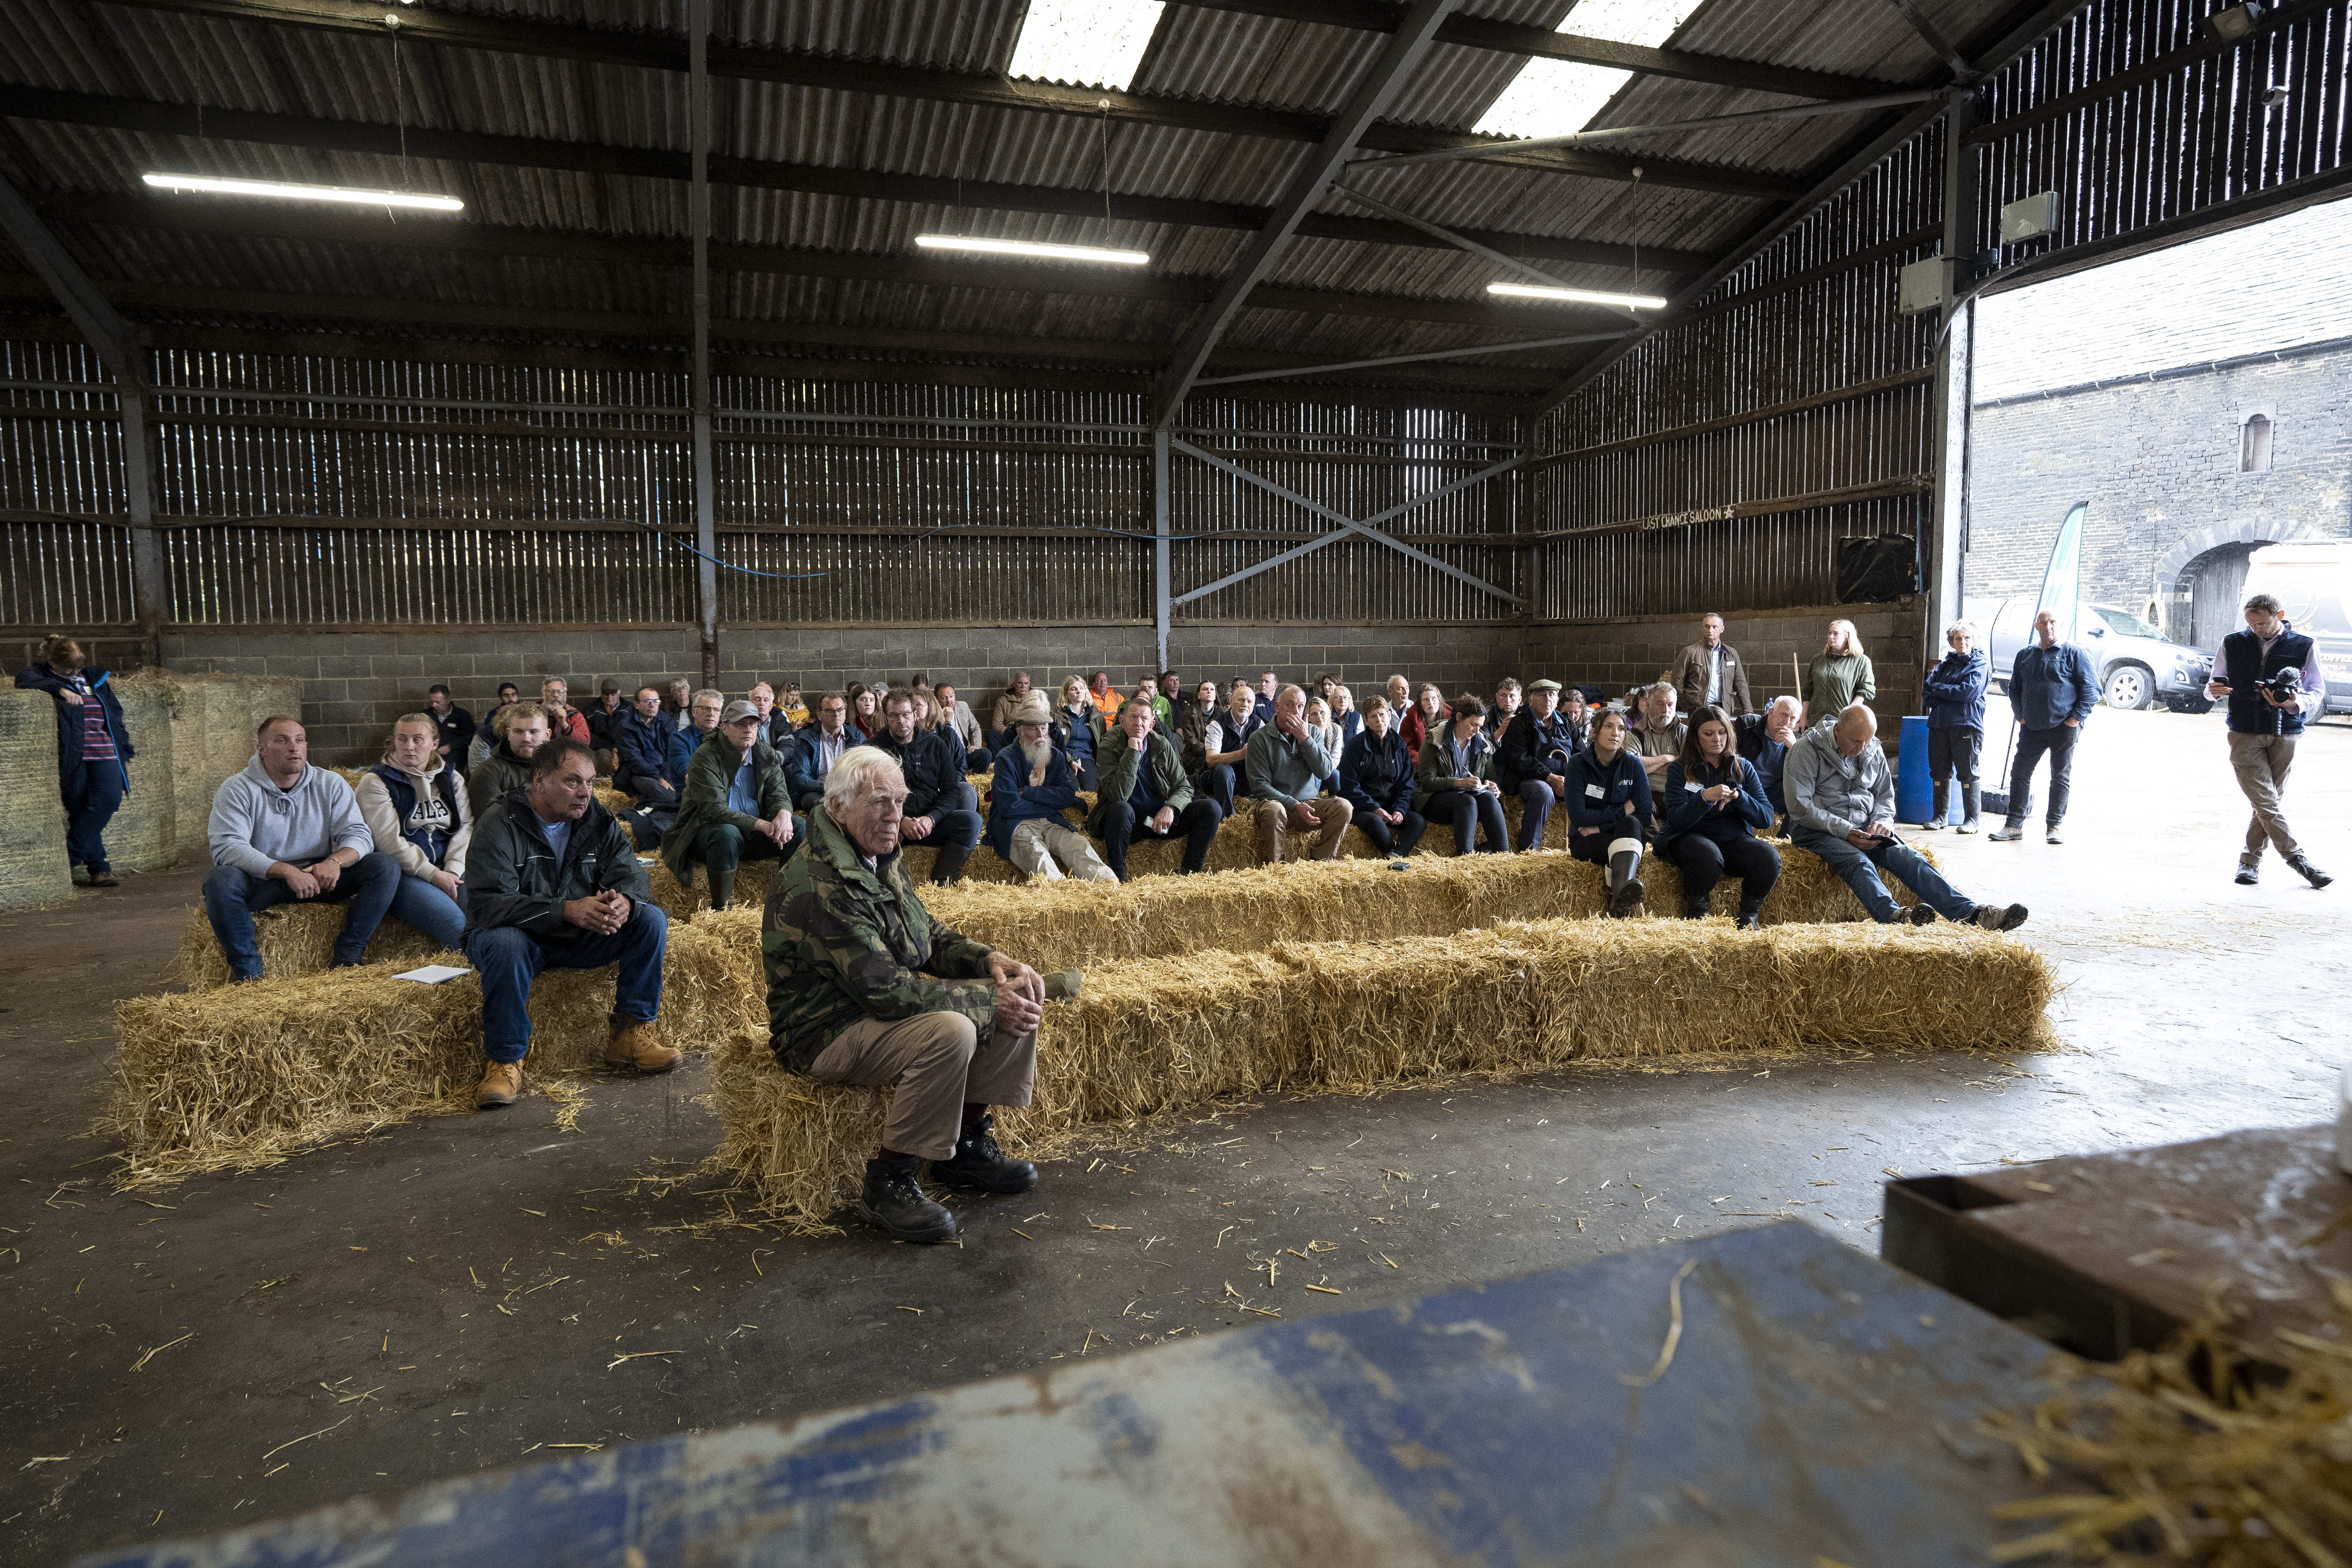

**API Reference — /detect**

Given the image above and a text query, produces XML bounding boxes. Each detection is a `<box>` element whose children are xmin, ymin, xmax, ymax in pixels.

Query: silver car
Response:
<box><xmin>1973</xmin><ymin>597</ymin><xmax>2215</xmax><ymax>712</ymax></box>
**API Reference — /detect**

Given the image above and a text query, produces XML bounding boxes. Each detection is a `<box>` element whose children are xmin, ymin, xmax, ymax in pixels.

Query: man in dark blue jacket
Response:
<box><xmin>871</xmin><ymin>688</ymin><xmax>982</xmax><ymax>885</ymax></box>
<box><xmin>1991</xmin><ymin>610</ymin><xmax>2099</xmax><ymax>845</ymax></box>
<box><xmin>2205</xmin><ymin>592</ymin><xmax>2330</xmax><ymax>888</ymax></box>
<box><xmin>15</xmin><ymin>636</ymin><xmax>135</xmax><ymax>888</ymax></box>
<box><xmin>615</xmin><ymin>686</ymin><xmax>686</xmax><ymax>812</ymax></box>
<box><xmin>1495</xmin><ymin>679</ymin><xmax>1581</xmax><ymax>851</ymax></box>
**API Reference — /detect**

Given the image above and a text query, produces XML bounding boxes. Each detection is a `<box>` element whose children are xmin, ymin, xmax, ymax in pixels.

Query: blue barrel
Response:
<box><xmin>1895</xmin><ymin>714</ymin><xmax>1934</xmax><ymax>823</ymax></box>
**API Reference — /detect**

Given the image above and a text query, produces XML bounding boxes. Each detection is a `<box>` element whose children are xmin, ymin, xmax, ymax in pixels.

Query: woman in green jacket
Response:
<box><xmin>1412</xmin><ymin>694</ymin><xmax>1510</xmax><ymax>855</ymax></box>
<box><xmin>1806</xmin><ymin>619</ymin><xmax>1876</xmax><ymax>724</ymax></box>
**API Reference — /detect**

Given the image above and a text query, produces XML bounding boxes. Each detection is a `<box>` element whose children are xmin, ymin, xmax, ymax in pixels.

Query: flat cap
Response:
<box><xmin>720</xmin><ymin>699</ymin><xmax>762</xmax><ymax>724</ymax></box>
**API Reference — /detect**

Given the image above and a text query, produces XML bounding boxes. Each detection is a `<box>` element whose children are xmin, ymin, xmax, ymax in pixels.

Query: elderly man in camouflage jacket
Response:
<box><xmin>763</xmin><ymin>746</ymin><xmax>1048</xmax><ymax>1243</ymax></box>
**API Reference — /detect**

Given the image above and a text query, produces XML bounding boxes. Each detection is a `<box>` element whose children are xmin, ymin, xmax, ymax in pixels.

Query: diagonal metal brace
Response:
<box><xmin>1170</xmin><ymin>438</ymin><xmax>1523</xmax><ymax>606</ymax></box>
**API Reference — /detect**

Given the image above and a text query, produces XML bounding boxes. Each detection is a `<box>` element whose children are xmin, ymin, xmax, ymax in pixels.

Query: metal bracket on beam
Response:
<box><xmin>1168</xmin><ymin>439</ymin><xmax>1524</xmax><ymax>607</ymax></box>
<box><xmin>1346</xmin><ymin>90</ymin><xmax>1942</xmax><ymax>175</ymax></box>
<box><xmin>1194</xmin><ymin>330</ymin><xmax>1629</xmax><ymax>388</ymax></box>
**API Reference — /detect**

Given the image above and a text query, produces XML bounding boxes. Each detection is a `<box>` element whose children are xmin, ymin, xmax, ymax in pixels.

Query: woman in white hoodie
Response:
<box><xmin>355</xmin><ymin>712</ymin><xmax>473</xmax><ymax>952</ymax></box>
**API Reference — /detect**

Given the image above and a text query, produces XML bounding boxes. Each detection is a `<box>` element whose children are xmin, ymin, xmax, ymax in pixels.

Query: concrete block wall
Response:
<box><xmin>157</xmin><ymin>622</ymin><xmax>1527</xmax><ymax>764</ymax></box>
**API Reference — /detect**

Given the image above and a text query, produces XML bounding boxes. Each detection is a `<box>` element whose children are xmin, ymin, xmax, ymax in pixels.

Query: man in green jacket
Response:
<box><xmin>660</xmin><ymin>699</ymin><xmax>803</xmax><ymax>910</ymax></box>
<box><xmin>463</xmin><ymin>739</ymin><xmax>678</xmax><ymax>1109</ymax></box>
<box><xmin>1087</xmin><ymin>696</ymin><xmax>1224</xmax><ymax>878</ymax></box>
<box><xmin>763</xmin><ymin>746</ymin><xmax>1048</xmax><ymax>1244</ymax></box>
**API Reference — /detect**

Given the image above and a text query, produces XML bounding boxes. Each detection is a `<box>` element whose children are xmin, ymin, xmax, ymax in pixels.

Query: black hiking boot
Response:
<box><xmin>932</xmin><ymin>1114</ymin><xmax>1038</xmax><ymax>1194</ymax></box>
<box><xmin>859</xmin><ymin>1159</ymin><xmax>958</xmax><ymax>1243</ymax></box>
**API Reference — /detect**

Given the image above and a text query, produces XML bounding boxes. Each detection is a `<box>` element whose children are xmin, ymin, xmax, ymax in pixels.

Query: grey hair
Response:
<box><xmin>1277</xmin><ymin>682</ymin><xmax>1306</xmax><ymax>706</ymax></box>
<box><xmin>824</xmin><ymin>746</ymin><xmax>904</xmax><ymax>817</ymax></box>
<box><xmin>1647</xmin><ymin>681</ymin><xmax>1676</xmax><ymax>699</ymax></box>
<box><xmin>2245</xmin><ymin>591</ymin><xmax>2283</xmax><ymax>615</ymax></box>
<box><xmin>1944</xmin><ymin>619</ymin><xmax>1980</xmax><ymax>644</ymax></box>
<box><xmin>1766</xmin><ymin>693</ymin><xmax>1803</xmax><ymax>720</ymax></box>
<box><xmin>690</xmin><ymin>686</ymin><xmax>723</xmax><ymax>709</ymax></box>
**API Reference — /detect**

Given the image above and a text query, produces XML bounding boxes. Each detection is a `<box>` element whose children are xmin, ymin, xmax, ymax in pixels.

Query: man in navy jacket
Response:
<box><xmin>1991</xmin><ymin>610</ymin><xmax>2099</xmax><ymax>845</ymax></box>
<box><xmin>2205</xmin><ymin>592</ymin><xmax>2330</xmax><ymax>888</ymax></box>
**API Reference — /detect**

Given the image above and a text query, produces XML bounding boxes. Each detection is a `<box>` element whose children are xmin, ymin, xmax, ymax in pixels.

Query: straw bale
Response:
<box><xmin>172</xmin><ymin>904</ymin><xmax>452</xmax><ymax>990</ymax></box>
<box><xmin>154</xmin><ymin>671</ymin><xmax>220</xmax><ymax>855</ymax></box>
<box><xmin>105</xmin><ymin>673</ymin><xmax>179</xmax><ymax>871</ymax></box>
<box><xmin>0</xmin><ymin>689</ymin><xmax>72</xmax><ymax>911</ymax></box>
<box><xmin>111</xmin><ymin>959</ymin><xmax>624</xmax><ymax>1183</ymax></box>
<box><xmin>646</xmin><ymin>855</ymin><xmax>784</xmax><ymax>920</ymax></box>
<box><xmin>593</xmin><ymin>783</ymin><xmax>638</xmax><ymax>817</ymax></box>
<box><xmin>713</xmin><ymin>916</ymin><xmax>2054</xmax><ymax>1229</ymax></box>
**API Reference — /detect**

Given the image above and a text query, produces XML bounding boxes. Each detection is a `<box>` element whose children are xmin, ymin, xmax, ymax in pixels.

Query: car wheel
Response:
<box><xmin>2103</xmin><ymin>664</ymin><xmax>2156</xmax><ymax>711</ymax></box>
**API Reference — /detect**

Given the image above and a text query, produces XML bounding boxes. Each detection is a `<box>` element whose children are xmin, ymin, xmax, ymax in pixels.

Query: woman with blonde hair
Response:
<box><xmin>354</xmin><ymin>711</ymin><xmax>473</xmax><ymax>950</ymax></box>
<box><xmin>1304</xmin><ymin>696</ymin><xmax>1341</xmax><ymax>759</ymax></box>
<box><xmin>13</xmin><ymin>633</ymin><xmax>135</xmax><ymax>888</ymax></box>
<box><xmin>1056</xmin><ymin>673</ymin><xmax>1103</xmax><ymax>792</ymax></box>
<box><xmin>1807</xmin><ymin>618</ymin><xmax>1877</xmax><ymax>723</ymax></box>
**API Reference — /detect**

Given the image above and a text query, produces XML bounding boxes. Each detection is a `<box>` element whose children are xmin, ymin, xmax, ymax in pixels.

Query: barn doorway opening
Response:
<box><xmin>2172</xmin><ymin>542</ymin><xmax>2262</xmax><ymax>650</ymax></box>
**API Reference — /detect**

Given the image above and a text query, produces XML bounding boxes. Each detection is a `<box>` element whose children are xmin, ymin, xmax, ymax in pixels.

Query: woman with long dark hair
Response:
<box><xmin>1657</xmin><ymin>705</ymin><xmax>1780</xmax><ymax>926</ymax></box>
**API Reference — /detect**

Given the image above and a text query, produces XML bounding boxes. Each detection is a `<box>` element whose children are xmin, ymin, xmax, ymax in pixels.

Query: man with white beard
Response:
<box><xmin>983</xmin><ymin>696</ymin><xmax>1117</xmax><ymax>882</ymax></box>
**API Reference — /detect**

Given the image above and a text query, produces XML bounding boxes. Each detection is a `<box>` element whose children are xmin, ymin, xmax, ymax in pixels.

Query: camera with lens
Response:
<box><xmin>2256</xmin><ymin>667</ymin><xmax>2304</xmax><ymax>704</ymax></box>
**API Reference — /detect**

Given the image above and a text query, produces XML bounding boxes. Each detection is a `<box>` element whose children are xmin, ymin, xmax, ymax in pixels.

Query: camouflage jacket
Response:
<box><xmin>762</xmin><ymin>804</ymin><xmax>998</xmax><ymax>1073</ymax></box>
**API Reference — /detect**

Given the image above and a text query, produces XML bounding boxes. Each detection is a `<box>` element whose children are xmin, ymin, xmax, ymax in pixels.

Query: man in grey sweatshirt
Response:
<box><xmin>203</xmin><ymin>716</ymin><xmax>401</xmax><ymax>981</ymax></box>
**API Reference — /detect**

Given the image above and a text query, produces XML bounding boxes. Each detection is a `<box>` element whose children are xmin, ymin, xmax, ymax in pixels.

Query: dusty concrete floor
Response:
<box><xmin>3</xmin><ymin>706</ymin><xmax>2344</xmax><ymax>1564</ymax></box>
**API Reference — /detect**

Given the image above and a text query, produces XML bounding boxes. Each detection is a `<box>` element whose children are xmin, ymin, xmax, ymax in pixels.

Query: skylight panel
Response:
<box><xmin>1006</xmin><ymin>0</ymin><xmax>1165</xmax><ymax>92</ymax></box>
<box><xmin>1472</xmin><ymin>0</ymin><xmax>1709</xmax><ymax>140</ymax></box>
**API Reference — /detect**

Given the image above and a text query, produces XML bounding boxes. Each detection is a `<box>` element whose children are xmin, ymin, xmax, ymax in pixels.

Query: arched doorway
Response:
<box><xmin>2174</xmin><ymin>543</ymin><xmax>2261</xmax><ymax>649</ymax></box>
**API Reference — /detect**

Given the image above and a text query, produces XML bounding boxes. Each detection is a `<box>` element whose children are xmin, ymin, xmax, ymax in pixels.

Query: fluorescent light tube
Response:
<box><xmin>915</xmin><ymin>235</ymin><xmax>1150</xmax><ymax>265</ymax></box>
<box><xmin>1489</xmin><ymin>282</ymin><xmax>1666</xmax><ymax>309</ymax></box>
<box><xmin>143</xmin><ymin>172</ymin><xmax>463</xmax><ymax>212</ymax></box>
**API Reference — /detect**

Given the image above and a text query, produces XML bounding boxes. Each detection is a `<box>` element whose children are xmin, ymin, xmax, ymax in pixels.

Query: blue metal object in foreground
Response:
<box><xmin>79</xmin><ymin>1221</ymin><xmax>2055</xmax><ymax>1568</ymax></box>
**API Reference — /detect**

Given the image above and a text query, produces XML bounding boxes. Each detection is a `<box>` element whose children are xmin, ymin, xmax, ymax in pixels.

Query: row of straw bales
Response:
<box><xmin>710</xmin><ymin>917</ymin><xmax>2060</xmax><ymax>1232</ymax></box>
<box><xmin>172</xmin><ymin>834</ymin><xmax>1926</xmax><ymax>990</ymax></box>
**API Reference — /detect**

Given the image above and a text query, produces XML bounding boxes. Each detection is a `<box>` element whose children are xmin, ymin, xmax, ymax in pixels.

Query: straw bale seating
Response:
<box><xmin>112</xmin><ymin>958</ymin><xmax>631</xmax><ymax>1183</ymax></box>
<box><xmin>711</xmin><ymin>918</ymin><xmax>2058</xmax><ymax>1231</ymax></box>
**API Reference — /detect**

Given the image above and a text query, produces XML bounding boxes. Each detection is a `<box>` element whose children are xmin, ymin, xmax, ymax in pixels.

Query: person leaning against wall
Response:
<box><xmin>14</xmin><ymin>634</ymin><xmax>135</xmax><ymax>889</ymax></box>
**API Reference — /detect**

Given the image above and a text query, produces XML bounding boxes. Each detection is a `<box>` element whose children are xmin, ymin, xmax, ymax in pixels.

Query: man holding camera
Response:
<box><xmin>2206</xmin><ymin>592</ymin><xmax>2331</xmax><ymax>889</ymax></box>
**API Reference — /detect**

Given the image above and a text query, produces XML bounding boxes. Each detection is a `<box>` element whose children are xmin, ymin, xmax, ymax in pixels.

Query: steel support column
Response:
<box><xmin>1926</xmin><ymin>91</ymin><xmax>1978</xmax><ymax>668</ymax></box>
<box><xmin>1153</xmin><ymin>431</ymin><xmax>1172</xmax><ymax>671</ymax></box>
<box><xmin>0</xmin><ymin>174</ymin><xmax>165</xmax><ymax>664</ymax></box>
<box><xmin>690</xmin><ymin>0</ymin><xmax>719</xmax><ymax>689</ymax></box>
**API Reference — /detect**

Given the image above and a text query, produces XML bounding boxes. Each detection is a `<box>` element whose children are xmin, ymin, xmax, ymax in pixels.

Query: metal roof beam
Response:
<box><xmin>1152</xmin><ymin>0</ymin><xmax>1457</xmax><ymax>426</ymax></box>
<box><xmin>1163</xmin><ymin>0</ymin><xmax>1913</xmax><ymax>100</ymax></box>
<box><xmin>30</xmin><ymin>189</ymin><xmax>1614</xmax><ymax>335</ymax></box>
<box><xmin>93</xmin><ymin>0</ymin><xmax>1800</xmax><ymax>199</ymax></box>
<box><xmin>1531</xmin><ymin>0</ymin><xmax>2102</xmax><ymax>411</ymax></box>
<box><xmin>2</xmin><ymin>88</ymin><xmax>1715</xmax><ymax>275</ymax></box>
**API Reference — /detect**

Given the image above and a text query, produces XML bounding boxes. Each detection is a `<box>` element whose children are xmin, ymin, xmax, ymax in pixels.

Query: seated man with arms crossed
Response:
<box><xmin>1245</xmin><ymin>683</ymin><xmax>1353</xmax><ymax>864</ymax></box>
<box><xmin>1088</xmin><ymin>695</ymin><xmax>1224</xmax><ymax>879</ymax></box>
<box><xmin>660</xmin><ymin>698</ymin><xmax>804</xmax><ymax>911</ymax></box>
<box><xmin>1784</xmin><ymin>706</ymin><xmax>2027</xmax><ymax>931</ymax></box>
<box><xmin>204</xmin><ymin>715</ymin><xmax>402</xmax><ymax>981</ymax></box>
<box><xmin>764</xmin><ymin>747</ymin><xmax>1047</xmax><ymax>1243</ymax></box>
<box><xmin>872</xmin><ymin>687</ymin><xmax>984</xmax><ymax>886</ymax></box>
<box><xmin>465</xmin><ymin>738</ymin><xmax>677</xmax><ymax>1109</ymax></box>
<box><xmin>1497</xmin><ymin>677</ymin><xmax>1580</xmax><ymax>852</ymax></box>
<box><xmin>986</xmin><ymin>697</ymin><xmax>1117</xmax><ymax>882</ymax></box>
<box><xmin>788</xmin><ymin>691</ymin><xmax>860</xmax><ymax>814</ymax></box>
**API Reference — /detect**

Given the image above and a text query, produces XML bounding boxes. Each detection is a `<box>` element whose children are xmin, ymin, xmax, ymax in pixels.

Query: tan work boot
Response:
<box><xmin>604</xmin><ymin>1018</ymin><xmax>681</xmax><ymax>1073</ymax></box>
<box><xmin>475</xmin><ymin>1060</ymin><xmax>524</xmax><ymax>1109</ymax></box>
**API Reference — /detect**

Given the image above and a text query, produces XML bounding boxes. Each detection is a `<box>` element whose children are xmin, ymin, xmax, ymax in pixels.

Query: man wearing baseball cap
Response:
<box><xmin>659</xmin><ymin>697</ymin><xmax>806</xmax><ymax>911</ymax></box>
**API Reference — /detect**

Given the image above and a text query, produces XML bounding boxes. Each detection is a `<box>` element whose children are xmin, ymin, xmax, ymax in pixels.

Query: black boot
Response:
<box><xmin>1682</xmin><ymin>891</ymin><xmax>1711</xmax><ymax>920</ymax></box>
<box><xmin>2288</xmin><ymin>855</ymin><xmax>2333</xmax><ymax>889</ymax></box>
<box><xmin>1924</xmin><ymin>780</ymin><xmax>1949</xmax><ymax>831</ymax></box>
<box><xmin>933</xmin><ymin>1114</ymin><xmax>1038</xmax><ymax>1194</ymax></box>
<box><xmin>1958</xmin><ymin>784</ymin><xmax>1981</xmax><ymax>834</ymax></box>
<box><xmin>930</xmin><ymin>842</ymin><xmax>973</xmax><ymax>886</ymax></box>
<box><xmin>859</xmin><ymin>1158</ymin><xmax>958</xmax><ymax>1243</ymax></box>
<box><xmin>1736</xmin><ymin>897</ymin><xmax>1764</xmax><ymax>931</ymax></box>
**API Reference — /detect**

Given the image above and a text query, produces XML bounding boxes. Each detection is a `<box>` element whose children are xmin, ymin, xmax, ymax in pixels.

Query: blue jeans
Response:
<box><xmin>201</xmin><ymin>853</ymin><xmax>402</xmax><ymax>981</ymax></box>
<box><xmin>1788</xmin><ymin>826</ymin><xmax>1978</xmax><ymax>924</ymax></box>
<box><xmin>390</xmin><ymin>874</ymin><xmax>466</xmax><ymax>951</ymax></box>
<box><xmin>1513</xmin><ymin>778</ymin><xmax>1558</xmax><ymax>852</ymax></box>
<box><xmin>463</xmin><ymin>902</ymin><xmax>668</xmax><ymax>1064</ymax></box>
<box><xmin>65</xmin><ymin>763</ymin><xmax>126</xmax><ymax>872</ymax></box>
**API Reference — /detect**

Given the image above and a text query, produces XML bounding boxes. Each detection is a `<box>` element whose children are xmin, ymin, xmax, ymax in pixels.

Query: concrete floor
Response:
<box><xmin>3</xmin><ymin>706</ymin><xmax>2343</xmax><ymax>1563</ymax></box>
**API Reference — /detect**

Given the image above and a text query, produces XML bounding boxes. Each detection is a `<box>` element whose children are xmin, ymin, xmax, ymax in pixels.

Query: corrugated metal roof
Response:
<box><xmin>0</xmin><ymin>0</ymin><xmax>2020</xmax><ymax>397</ymax></box>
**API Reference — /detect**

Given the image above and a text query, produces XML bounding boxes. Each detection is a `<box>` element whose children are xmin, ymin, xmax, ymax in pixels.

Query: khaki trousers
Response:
<box><xmin>808</xmin><ymin>1011</ymin><xmax>1038</xmax><ymax>1162</ymax></box>
<box><xmin>1252</xmin><ymin>796</ymin><xmax>1354</xmax><ymax>862</ymax></box>
<box><xmin>2227</xmin><ymin>731</ymin><xmax>2301</xmax><ymax>864</ymax></box>
<box><xmin>1007</xmin><ymin>817</ymin><xmax>1116</xmax><ymax>882</ymax></box>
